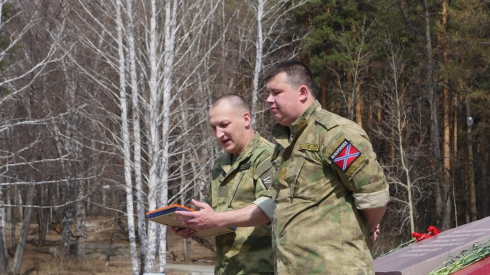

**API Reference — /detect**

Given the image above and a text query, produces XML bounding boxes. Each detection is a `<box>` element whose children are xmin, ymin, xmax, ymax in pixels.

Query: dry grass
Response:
<box><xmin>5</xmin><ymin>216</ymin><xmax>216</xmax><ymax>275</ymax></box>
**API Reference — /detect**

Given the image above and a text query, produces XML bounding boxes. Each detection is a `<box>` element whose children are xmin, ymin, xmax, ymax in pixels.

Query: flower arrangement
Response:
<box><xmin>375</xmin><ymin>225</ymin><xmax>490</xmax><ymax>275</ymax></box>
<box><xmin>412</xmin><ymin>225</ymin><xmax>441</xmax><ymax>242</ymax></box>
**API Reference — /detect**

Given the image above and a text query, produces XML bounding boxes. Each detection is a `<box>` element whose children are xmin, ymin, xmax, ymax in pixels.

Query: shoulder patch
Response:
<box><xmin>329</xmin><ymin>139</ymin><xmax>361</xmax><ymax>171</ymax></box>
<box><xmin>256</xmin><ymin>157</ymin><xmax>273</xmax><ymax>190</ymax></box>
<box><xmin>261</xmin><ymin>175</ymin><xmax>272</xmax><ymax>189</ymax></box>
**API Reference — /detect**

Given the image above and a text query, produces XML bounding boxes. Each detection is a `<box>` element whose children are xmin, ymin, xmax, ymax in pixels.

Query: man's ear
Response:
<box><xmin>243</xmin><ymin>112</ymin><xmax>252</xmax><ymax>128</ymax></box>
<box><xmin>298</xmin><ymin>85</ymin><xmax>309</xmax><ymax>102</ymax></box>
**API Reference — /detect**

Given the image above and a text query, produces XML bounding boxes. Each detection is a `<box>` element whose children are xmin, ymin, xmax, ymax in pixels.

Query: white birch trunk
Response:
<box><xmin>251</xmin><ymin>0</ymin><xmax>264</xmax><ymax>126</ymax></box>
<box><xmin>125</xmin><ymin>0</ymin><xmax>148</xmax><ymax>271</ymax></box>
<box><xmin>10</xmin><ymin>184</ymin><xmax>35</xmax><ymax>275</ymax></box>
<box><xmin>145</xmin><ymin>0</ymin><xmax>161</xmax><ymax>271</ymax></box>
<box><xmin>75</xmin><ymin>184</ymin><xmax>87</xmax><ymax>259</ymax></box>
<box><xmin>158</xmin><ymin>0</ymin><xmax>178</xmax><ymax>271</ymax></box>
<box><xmin>59</xmin><ymin>55</ymin><xmax>79</xmax><ymax>258</ymax></box>
<box><xmin>0</xmin><ymin>186</ymin><xmax>7</xmax><ymax>275</ymax></box>
<box><xmin>0</xmin><ymin>5</ymin><xmax>6</xmax><ymax>271</ymax></box>
<box><xmin>246</xmin><ymin>0</ymin><xmax>308</xmax><ymax>125</ymax></box>
<box><xmin>115</xmin><ymin>1</ymin><xmax>138</xmax><ymax>273</ymax></box>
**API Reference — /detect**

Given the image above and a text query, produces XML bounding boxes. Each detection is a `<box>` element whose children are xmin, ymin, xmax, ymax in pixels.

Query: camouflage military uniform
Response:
<box><xmin>209</xmin><ymin>132</ymin><xmax>275</xmax><ymax>275</ymax></box>
<box><xmin>270</xmin><ymin>101</ymin><xmax>389</xmax><ymax>275</ymax></box>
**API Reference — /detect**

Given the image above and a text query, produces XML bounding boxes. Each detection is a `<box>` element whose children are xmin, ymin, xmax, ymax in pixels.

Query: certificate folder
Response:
<box><xmin>146</xmin><ymin>204</ymin><xmax>236</xmax><ymax>238</ymax></box>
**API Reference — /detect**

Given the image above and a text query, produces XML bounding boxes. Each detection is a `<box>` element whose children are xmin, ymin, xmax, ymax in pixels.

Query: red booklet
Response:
<box><xmin>146</xmin><ymin>204</ymin><xmax>236</xmax><ymax>238</ymax></box>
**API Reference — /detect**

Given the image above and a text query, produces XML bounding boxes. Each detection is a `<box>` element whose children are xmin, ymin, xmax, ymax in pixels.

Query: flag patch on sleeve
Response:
<box><xmin>329</xmin><ymin>139</ymin><xmax>361</xmax><ymax>171</ymax></box>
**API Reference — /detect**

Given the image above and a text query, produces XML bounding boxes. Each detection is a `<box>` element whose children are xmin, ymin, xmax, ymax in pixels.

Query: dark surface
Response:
<box><xmin>374</xmin><ymin>217</ymin><xmax>490</xmax><ymax>275</ymax></box>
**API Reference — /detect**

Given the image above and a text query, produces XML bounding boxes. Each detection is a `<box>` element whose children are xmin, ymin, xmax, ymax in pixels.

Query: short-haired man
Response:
<box><xmin>264</xmin><ymin>60</ymin><xmax>389</xmax><ymax>274</ymax></box>
<box><xmin>172</xmin><ymin>94</ymin><xmax>275</xmax><ymax>275</ymax></box>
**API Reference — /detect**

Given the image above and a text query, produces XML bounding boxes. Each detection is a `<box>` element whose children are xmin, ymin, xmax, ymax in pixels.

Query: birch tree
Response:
<box><xmin>376</xmin><ymin>37</ymin><xmax>430</xmax><ymax>234</ymax></box>
<box><xmin>245</xmin><ymin>0</ymin><xmax>309</xmax><ymax>126</ymax></box>
<box><xmin>0</xmin><ymin>1</ymin><xmax>66</xmax><ymax>273</ymax></box>
<box><xmin>70</xmin><ymin>0</ymin><xmax>221</xmax><ymax>272</ymax></box>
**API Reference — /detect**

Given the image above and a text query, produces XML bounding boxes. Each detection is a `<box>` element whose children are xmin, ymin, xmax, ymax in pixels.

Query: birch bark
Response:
<box><xmin>125</xmin><ymin>0</ymin><xmax>148</xmax><ymax>271</ymax></box>
<box><xmin>0</xmin><ymin>186</ymin><xmax>6</xmax><ymax>275</ymax></box>
<box><xmin>245</xmin><ymin>0</ymin><xmax>309</xmax><ymax>125</ymax></box>
<box><xmin>115</xmin><ymin>0</ymin><xmax>139</xmax><ymax>273</ymax></box>
<box><xmin>10</xmin><ymin>184</ymin><xmax>35</xmax><ymax>275</ymax></box>
<box><xmin>145</xmin><ymin>0</ymin><xmax>161</xmax><ymax>271</ymax></box>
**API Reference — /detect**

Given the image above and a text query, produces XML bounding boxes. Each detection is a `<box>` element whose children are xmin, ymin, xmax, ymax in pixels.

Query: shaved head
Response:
<box><xmin>211</xmin><ymin>94</ymin><xmax>250</xmax><ymax>117</ymax></box>
<box><xmin>208</xmin><ymin>94</ymin><xmax>254</xmax><ymax>154</ymax></box>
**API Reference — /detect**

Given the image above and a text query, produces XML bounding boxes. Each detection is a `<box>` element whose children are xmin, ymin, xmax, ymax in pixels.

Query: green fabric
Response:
<box><xmin>270</xmin><ymin>101</ymin><xmax>389</xmax><ymax>275</ymax></box>
<box><xmin>210</xmin><ymin>132</ymin><xmax>275</xmax><ymax>275</ymax></box>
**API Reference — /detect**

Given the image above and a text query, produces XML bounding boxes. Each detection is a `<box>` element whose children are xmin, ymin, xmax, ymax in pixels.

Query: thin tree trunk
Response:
<box><xmin>423</xmin><ymin>0</ymin><xmax>445</xmax><ymax>228</ymax></box>
<box><xmin>320</xmin><ymin>7</ymin><xmax>330</xmax><ymax>109</ymax></box>
<box><xmin>250</xmin><ymin>0</ymin><xmax>264</xmax><ymax>126</ymax></box>
<box><xmin>355</xmin><ymin>84</ymin><xmax>362</xmax><ymax>127</ymax></box>
<box><xmin>441</xmin><ymin>0</ymin><xmax>452</xmax><ymax>230</ymax></box>
<box><xmin>115</xmin><ymin>1</ymin><xmax>138</xmax><ymax>273</ymax></box>
<box><xmin>0</xmin><ymin>2</ymin><xmax>4</xmax><ymax>269</ymax></box>
<box><xmin>465</xmin><ymin>101</ymin><xmax>477</xmax><ymax>221</ymax></box>
<box><xmin>178</xmin><ymin>98</ymin><xmax>192</xmax><ymax>262</ymax></box>
<box><xmin>125</xmin><ymin>0</ymin><xmax>147</xmax><ymax>272</ymax></box>
<box><xmin>158</xmin><ymin>0</ymin><xmax>178</xmax><ymax>271</ymax></box>
<box><xmin>462</xmin><ymin>154</ymin><xmax>470</xmax><ymax>224</ymax></box>
<box><xmin>145</xmin><ymin>0</ymin><xmax>161</xmax><ymax>269</ymax></box>
<box><xmin>10</xmin><ymin>185</ymin><xmax>35</xmax><ymax>275</ymax></box>
<box><xmin>481</xmin><ymin>118</ymin><xmax>489</xmax><ymax>217</ymax></box>
<box><xmin>347</xmin><ymin>72</ymin><xmax>353</xmax><ymax>120</ymax></box>
<box><xmin>61</xmin><ymin>187</ymin><xmax>74</xmax><ymax>257</ymax></box>
<box><xmin>75</xmin><ymin>183</ymin><xmax>87</xmax><ymax>260</ymax></box>
<box><xmin>452</xmin><ymin>96</ymin><xmax>459</xmax><ymax>226</ymax></box>
<box><xmin>0</xmin><ymin>186</ymin><xmax>7</xmax><ymax>275</ymax></box>
<box><xmin>180</xmin><ymin>151</ymin><xmax>191</xmax><ymax>263</ymax></box>
<box><xmin>36</xmin><ymin>187</ymin><xmax>49</xmax><ymax>247</ymax></box>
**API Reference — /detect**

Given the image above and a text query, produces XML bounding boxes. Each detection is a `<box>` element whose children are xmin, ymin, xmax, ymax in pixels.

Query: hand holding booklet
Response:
<box><xmin>146</xmin><ymin>204</ymin><xmax>236</xmax><ymax>238</ymax></box>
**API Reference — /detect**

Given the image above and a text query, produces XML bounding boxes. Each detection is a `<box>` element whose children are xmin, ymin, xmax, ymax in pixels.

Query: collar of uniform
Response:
<box><xmin>291</xmin><ymin>101</ymin><xmax>319</xmax><ymax>136</ymax></box>
<box><xmin>219</xmin><ymin>131</ymin><xmax>261</xmax><ymax>172</ymax></box>
<box><xmin>272</xmin><ymin>101</ymin><xmax>321</xmax><ymax>147</ymax></box>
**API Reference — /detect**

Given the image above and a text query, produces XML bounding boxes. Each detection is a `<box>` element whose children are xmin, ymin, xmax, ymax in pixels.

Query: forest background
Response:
<box><xmin>0</xmin><ymin>0</ymin><xmax>489</xmax><ymax>274</ymax></box>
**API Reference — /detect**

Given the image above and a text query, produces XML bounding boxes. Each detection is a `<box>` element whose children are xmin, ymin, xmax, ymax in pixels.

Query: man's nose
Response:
<box><xmin>265</xmin><ymin>93</ymin><xmax>273</xmax><ymax>104</ymax></box>
<box><xmin>215</xmin><ymin>128</ymin><xmax>224</xmax><ymax>139</ymax></box>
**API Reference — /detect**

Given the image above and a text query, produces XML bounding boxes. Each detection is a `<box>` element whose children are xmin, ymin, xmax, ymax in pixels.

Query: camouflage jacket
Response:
<box><xmin>270</xmin><ymin>101</ymin><xmax>389</xmax><ymax>275</ymax></box>
<box><xmin>209</xmin><ymin>132</ymin><xmax>275</xmax><ymax>275</ymax></box>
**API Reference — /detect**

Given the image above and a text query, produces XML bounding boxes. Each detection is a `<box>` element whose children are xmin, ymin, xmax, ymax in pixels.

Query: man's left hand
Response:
<box><xmin>370</xmin><ymin>224</ymin><xmax>380</xmax><ymax>246</ymax></box>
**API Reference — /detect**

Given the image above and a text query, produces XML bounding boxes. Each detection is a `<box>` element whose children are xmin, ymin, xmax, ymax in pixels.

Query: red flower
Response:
<box><xmin>427</xmin><ymin>226</ymin><xmax>440</xmax><ymax>236</ymax></box>
<box><xmin>411</xmin><ymin>226</ymin><xmax>440</xmax><ymax>242</ymax></box>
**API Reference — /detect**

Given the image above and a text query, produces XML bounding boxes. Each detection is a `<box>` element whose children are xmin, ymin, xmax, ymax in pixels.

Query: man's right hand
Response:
<box><xmin>170</xmin><ymin>226</ymin><xmax>196</xmax><ymax>239</ymax></box>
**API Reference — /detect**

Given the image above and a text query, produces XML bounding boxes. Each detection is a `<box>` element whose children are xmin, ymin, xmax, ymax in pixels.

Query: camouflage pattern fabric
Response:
<box><xmin>270</xmin><ymin>101</ymin><xmax>389</xmax><ymax>275</ymax></box>
<box><xmin>209</xmin><ymin>132</ymin><xmax>275</xmax><ymax>275</ymax></box>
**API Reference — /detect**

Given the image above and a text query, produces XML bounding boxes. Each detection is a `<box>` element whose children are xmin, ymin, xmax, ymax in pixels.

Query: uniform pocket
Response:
<box><xmin>287</xmin><ymin>159</ymin><xmax>328</xmax><ymax>202</ymax></box>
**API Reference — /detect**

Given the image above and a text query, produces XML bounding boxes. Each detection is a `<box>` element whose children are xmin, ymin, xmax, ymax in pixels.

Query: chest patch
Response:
<box><xmin>329</xmin><ymin>139</ymin><xmax>361</xmax><ymax>171</ymax></box>
<box><xmin>298</xmin><ymin>143</ymin><xmax>320</xmax><ymax>151</ymax></box>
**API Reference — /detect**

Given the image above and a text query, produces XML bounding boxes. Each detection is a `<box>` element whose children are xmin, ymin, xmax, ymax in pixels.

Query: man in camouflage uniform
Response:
<box><xmin>172</xmin><ymin>94</ymin><xmax>275</xmax><ymax>275</ymax></box>
<box><xmin>264</xmin><ymin>60</ymin><xmax>389</xmax><ymax>274</ymax></box>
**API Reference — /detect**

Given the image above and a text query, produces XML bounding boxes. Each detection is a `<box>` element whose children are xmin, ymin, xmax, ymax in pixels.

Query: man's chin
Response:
<box><xmin>223</xmin><ymin>145</ymin><xmax>235</xmax><ymax>153</ymax></box>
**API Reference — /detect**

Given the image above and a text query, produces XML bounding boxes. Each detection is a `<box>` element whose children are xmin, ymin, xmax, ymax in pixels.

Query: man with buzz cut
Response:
<box><xmin>264</xmin><ymin>60</ymin><xmax>389</xmax><ymax>275</ymax></box>
<box><xmin>172</xmin><ymin>94</ymin><xmax>275</xmax><ymax>275</ymax></box>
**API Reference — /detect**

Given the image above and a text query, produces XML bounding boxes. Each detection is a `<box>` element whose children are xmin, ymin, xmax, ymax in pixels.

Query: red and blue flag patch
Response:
<box><xmin>329</xmin><ymin>139</ymin><xmax>361</xmax><ymax>171</ymax></box>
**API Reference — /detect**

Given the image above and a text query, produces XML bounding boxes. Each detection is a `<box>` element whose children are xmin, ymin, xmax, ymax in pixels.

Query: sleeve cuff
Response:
<box><xmin>253</xmin><ymin>197</ymin><xmax>276</xmax><ymax>220</ymax></box>
<box><xmin>353</xmin><ymin>186</ymin><xmax>389</xmax><ymax>209</ymax></box>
